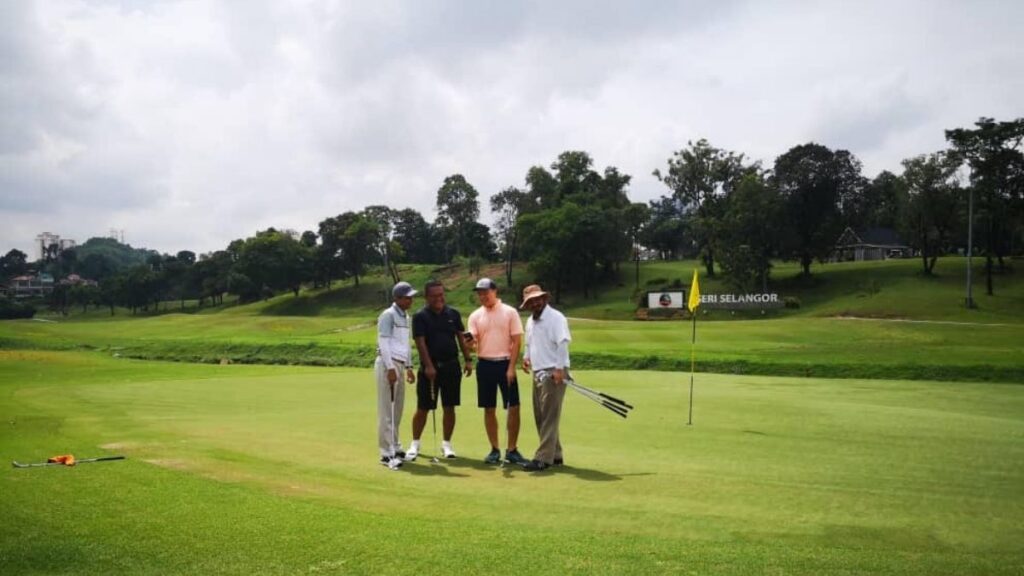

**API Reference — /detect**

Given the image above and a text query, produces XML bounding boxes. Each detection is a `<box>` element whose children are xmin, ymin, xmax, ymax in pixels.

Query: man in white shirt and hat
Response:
<box><xmin>519</xmin><ymin>284</ymin><xmax>572</xmax><ymax>472</ymax></box>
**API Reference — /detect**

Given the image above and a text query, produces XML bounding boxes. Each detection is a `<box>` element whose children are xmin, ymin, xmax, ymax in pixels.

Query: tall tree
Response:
<box><xmin>861</xmin><ymin>170</ymin><xmax>908</xmax><ymax>229</ymax></box>
<box><xmin>654</xmin><ymin>139</ymin><xmax>751</xmax><ymax>276</ymax></box>
<box><xmin>435</xmin><ymin>174</ymin><xmax>480</xmax><ymax>260</ymax></box>
<box><xmin>718</xmin><ymin>173</ymin><xmax>784</xmax><ymax>291</ymax></box>
<box><xmin>235</xmin><ymin>229</ymin><xmax>313</xmax><ymax>299</ymax></box>
<box><xmin>772</xmin><ymin>143</ymin><xmax>864</xmax><ymax>276</ymax></box>
<box><xmin>490</xmin><ymin>186</ymin><xmax>529</xmax><ymax>286</ymax></box>
<box><xmin>518</xmin><ymin>151</ymin><xmax>634</xmax><ymax>301</ymax></box>
<box><xmin>0</xmin><ymin>249</ymin><xmax>29</xmax><ymax>280</ymax></box>
<box><xmin>392</xmin><ymin>208</ymin><xmax>440</xmax><ymax>264</ymax></box>
<box><xmin>363</xmin><ymin>205</ymin><xmax>400</xmax><ymax>282</ymax></box>
<box><xmin>946</xmin><ymin>117</ymin><xmax>1024</xmax><ymax>295</ymax></box>
<box><xmin>899</xmin><ymin>152</ymin><xmax>963</xmax><ymax>275</ymax></box>
<box><xmin>623</xmin><ymin>202</ymin><xmax>651</xmax><ymax>289</ymax></box>
<box><xmin>641</xmin><ymin>197</ymin><xmax>691</xmax><ymax>260</ymax></box>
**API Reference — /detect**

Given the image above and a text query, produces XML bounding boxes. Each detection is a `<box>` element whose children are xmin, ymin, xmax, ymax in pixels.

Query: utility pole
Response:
<box><xmin>966</xmin><ymin>186</ymin><xmax>975</xmax><ymax>309</ymax></box>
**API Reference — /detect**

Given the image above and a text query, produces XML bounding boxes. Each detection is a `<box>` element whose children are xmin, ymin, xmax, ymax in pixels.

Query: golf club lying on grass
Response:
<box><xmin>12</xmin><ymin>455</ymin><xmax>125</xmax><ymax>468</ymax></box>
<box><xmin>567</xmin><ymin>380</ymin><xmax>632</xmax><ymax>418</ymax></box>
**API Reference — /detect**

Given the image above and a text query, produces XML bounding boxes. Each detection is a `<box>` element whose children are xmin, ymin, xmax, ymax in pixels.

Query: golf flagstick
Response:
<box><xmin>687</xmin><ymin>269</ymin><xmax>700</xmax><ymax>426</ymax></box>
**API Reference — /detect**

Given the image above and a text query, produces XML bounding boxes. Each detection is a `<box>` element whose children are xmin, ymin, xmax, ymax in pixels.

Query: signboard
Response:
<box><xmin>699</xmin><ymin>293</ymin><xmax>783</xmax><ymax>309</ymax></box>
<box><xmin>646</xmin><ymin>291</ymin><xmax>685</xmax><ymax>309</ymax></box>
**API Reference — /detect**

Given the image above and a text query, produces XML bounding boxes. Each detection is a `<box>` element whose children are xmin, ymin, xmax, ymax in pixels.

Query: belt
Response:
<box><xmin>479</xmin><ymin>357</ymin><xmax>510</xmax><ymax>362</ymax></box>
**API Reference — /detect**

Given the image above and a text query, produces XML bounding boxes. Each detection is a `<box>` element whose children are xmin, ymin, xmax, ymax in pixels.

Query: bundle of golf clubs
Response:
<box><xmin>567</xmin><ymin>380</ymin><xmax>633</xmax><ymax>418</ymax></box>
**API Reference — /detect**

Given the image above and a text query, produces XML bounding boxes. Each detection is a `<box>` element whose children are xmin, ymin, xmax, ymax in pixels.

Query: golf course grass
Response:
<box><xmin>2</xmin><ymin>350</ymin><xmax>1022</xmax><ymax>574</ymax></box>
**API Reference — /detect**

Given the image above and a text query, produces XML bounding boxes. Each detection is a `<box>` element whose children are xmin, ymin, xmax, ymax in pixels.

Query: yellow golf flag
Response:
<box><xmin>688</xmin><ymin>269</ymin><xmax>701</xmax><ymax>312</ymax></box>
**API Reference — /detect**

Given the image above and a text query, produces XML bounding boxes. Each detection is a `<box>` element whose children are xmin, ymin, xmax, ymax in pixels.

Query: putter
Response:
<box><xmin>388</xmin><ymin>382</ymin><xmax>401</xmax><ymax>471</ymax></box>
<box><xmin>12</xmin><ymin>455</ymin><xmax>125</xmax><ymax>468</ymax></box>
<box><xmin>430</xmin><ymin>376</ymin><xmax>440</xmax><ymax>464</ymax></box>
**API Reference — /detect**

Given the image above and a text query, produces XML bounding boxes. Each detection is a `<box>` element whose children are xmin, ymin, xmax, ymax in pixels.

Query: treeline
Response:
<box><xmin>2</xmin><ymin>116</ymin><xmax>1021</xmax><ymax>314</ymax></box>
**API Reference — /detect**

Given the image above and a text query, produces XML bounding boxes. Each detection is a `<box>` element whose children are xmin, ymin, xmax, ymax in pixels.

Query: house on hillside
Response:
<box><xmin>10</xmin><ymin>274</ymin><xmax>55</xmax><ymax>298</ymax></box>
<box><xmin>60</xmin><ymin>274</ymin><xmax>99</xmax><ymax>287</ymax></box>
<box><xmin>832</xmin><ymin>227</ymin><xmax>911</xmax><ymax>262</ymax></box>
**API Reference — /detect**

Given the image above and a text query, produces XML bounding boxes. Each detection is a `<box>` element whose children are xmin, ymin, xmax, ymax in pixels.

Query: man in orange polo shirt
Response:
<box><xmin>467</xmin><ymin>278</ymin><xmax>529</xmax><ymax>465</ymax></box>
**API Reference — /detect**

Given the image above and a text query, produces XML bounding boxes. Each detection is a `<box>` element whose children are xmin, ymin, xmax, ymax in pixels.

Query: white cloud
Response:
<box><xmin>1</xmin><ymin>0</ymin><xmax>1021</xmax><ymax>258</ymax></box>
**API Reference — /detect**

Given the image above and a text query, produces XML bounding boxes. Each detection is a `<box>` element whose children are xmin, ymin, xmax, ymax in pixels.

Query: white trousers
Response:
<box><xmin>375</xmin><ymin>357</ymin><xmax>406</xmax><ymax>457</ymax></box>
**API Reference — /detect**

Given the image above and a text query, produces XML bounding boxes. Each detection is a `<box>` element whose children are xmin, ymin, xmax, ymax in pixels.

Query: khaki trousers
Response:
<box><xmin>375</xmin><ymin>357</ymin><xmax>406</xmax><ymax>457</ymax></box>
<box><xmin>531</xmin><ymin>369</ymin><xmax>566</xmax><ymax>465</ymax></box>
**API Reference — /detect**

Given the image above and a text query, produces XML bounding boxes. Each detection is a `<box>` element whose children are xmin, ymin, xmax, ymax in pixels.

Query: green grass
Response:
<box><xmin>3</xmin><ymin>257</ymin><xmax>1021</xmax><ymax>380</ymax></box>
<box><xmin>2</xmin><ymin>351</ymin><xmax>1022</xmax><ymax>574</ymax></box>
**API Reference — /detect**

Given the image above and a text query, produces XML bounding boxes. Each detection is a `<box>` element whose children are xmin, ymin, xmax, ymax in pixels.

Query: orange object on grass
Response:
<box><xmin>47</xmin><ymin>454</ymin><xmax>76</xmax><ymax>466</ymax></box>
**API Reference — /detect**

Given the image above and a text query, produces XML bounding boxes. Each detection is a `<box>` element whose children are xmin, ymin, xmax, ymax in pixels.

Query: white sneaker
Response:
<box><xmin>388</xmin><ymin>456</ymin><xmax>403</xmax><ymax>470</ymax></box>
<box><xmin>405</xmin><ymin>442</ymin><xmax>420</xmax><ymax>461</ymax></box>
<box><xmin>442</xmin><ymin>441</ymin><xmax>457</xmax><ymax>459</ymax></box>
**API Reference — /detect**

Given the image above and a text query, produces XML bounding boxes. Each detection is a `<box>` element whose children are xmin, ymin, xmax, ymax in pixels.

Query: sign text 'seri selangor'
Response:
<box><xmin>699</xmin><ymin>293</ymin><xmax>783</xmax><ymax>309</ymax></box>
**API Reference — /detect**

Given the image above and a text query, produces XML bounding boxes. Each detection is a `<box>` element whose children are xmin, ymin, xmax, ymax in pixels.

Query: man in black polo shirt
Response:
<box><xmin>406</xmin><ymin>280</ymin><xmax>474</xmax><ymax>460</ymax></box>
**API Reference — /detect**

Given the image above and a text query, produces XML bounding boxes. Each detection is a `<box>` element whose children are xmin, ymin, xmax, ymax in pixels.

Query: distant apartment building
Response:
<box><xmin>35</xmin><ymin>232</ymin><xmax>76</xmax><ymax>260</ymax></box>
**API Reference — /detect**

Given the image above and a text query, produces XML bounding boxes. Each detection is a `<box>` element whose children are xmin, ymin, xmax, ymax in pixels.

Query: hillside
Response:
<box><xmin>241</xmin><ymin>256</ymin><xmax>1024</xmax><ymax>324</ymax></box>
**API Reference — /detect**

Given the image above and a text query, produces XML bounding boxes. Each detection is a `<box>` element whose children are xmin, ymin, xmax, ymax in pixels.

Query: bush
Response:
<box><xmin>645</xmin><ymin>277</ymin><xmax>668</xmax><ymax>286</ymax></box>
<box><xmin>784</xmin><ymin>296</ymin><xmax>801</xmax><ymax>309</ymax></box>
<box><xmin>0</xmin><ymin>298</ymin><xmax>36</xmax><ymax>319</ymax></box>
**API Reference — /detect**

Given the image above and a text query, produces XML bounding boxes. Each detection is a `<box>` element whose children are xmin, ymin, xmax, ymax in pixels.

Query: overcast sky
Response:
<box><xmin>2</xmin><ymin>0</ymin><xmax>1022</xmax><ymax>258</ymax></box>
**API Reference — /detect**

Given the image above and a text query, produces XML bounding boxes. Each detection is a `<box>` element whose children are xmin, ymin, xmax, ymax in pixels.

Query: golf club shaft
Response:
<box><xmin>568</xmin><ymin>382</ymin><xmax>628</xmax><ymax>418</ymax></box>
<box><xmin>431</xmin><ymin>377</ymin><xmax>440</xmax><ymax>461</ymax></box>
<box><xmin>568</xmin><ymin>381</ymin><xmax>631</xmax><ymax>412</ymax></box>
<box><xmin>12</xmin><ymin>455</ymin><xmax>126</xmax><ymax>468</ymax></box>
<box><xmin>569</xmin><ymin>380</ymin><xmax>633</xmax><ymax>410</ymax></box>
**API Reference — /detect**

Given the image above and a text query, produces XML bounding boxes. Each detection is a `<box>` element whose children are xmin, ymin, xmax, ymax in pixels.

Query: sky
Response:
<box><xmin>2</xmin><ymin>0</ymin><xmax>1022</xmax><ymax>259</ymax></box>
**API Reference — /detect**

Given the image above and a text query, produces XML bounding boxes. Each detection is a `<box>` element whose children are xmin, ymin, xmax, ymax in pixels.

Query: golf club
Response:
<box><xmin>567</xmin><ymin>380</ymin><xmax>634</xmax><ymax>410</ymax></box>
<box><xmin>567</xmin><ymin>381</ymin><xmax>630</xmax><ymax>418</ymax></box>
<box><xmin>12</xmin><ymin>455</ymin><xmax>126</xmax><ymax>468</ymax></box>
<box><xmin>388</xmin><ymin>382</ymin><xmax>401</xmax><ymax>471</ymax></box>
<box><xmin>430</xmin><ymin>376</ymin><xmax>440</xmax><ymax>464</ymax></box>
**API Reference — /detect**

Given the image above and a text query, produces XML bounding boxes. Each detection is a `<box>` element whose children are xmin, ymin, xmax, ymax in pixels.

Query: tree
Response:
<box><xmin>654</xmin><ymin>139</ymin><xmax>751</xmax><ymax>276</ymax></box>
<box><xmin>435</xmin><ymin>174</ymin><xmax>480</xmax><ymax>260</ymax></box>
<box><xmin>194</xmin><ymin>251</ymin><xmax>232</xmax><ymax>305</ymax></box>
<box><xmin>624</xmin><ymin>202</ymin><xmax>650</xmax><ymax>289</ymax></box>
<box><xmin>363</xmin><ymin>205</ymin><xmax>400</xmax><ymax>282</ymax></box>
<box><xmin>235</xmin><ymin>229</ymin><xmax>313</xmax><ymax>299</ymax></box>
<box><xmin>718</xmin><ymin>173</ymin><xmax>784</xmax><ymax>291</ymax></box>
<box><xmin>946</xmin><ymin>117</ymin><xmax>1024</xmax><ymax>295</ymax></box>
<box><xmin>899</xmin><ymin>152</ymin><xmax>963</xmax><ymax>275</ymax></box>
<box><xmin>392</xmin><ymin>208</ymin><xmax>440</xmax><ymax>264</ymax></box>
<box><xmin>641</xmin><ymin>197</ymin><xmax>691</xmax><ymax>260</ymax></box>
<box><xmin>518</xmin><ymin>151</ymin><xmax>635</xmax><ymax>301</ymax></box>
<box><xmin>861</xmin><ymin>171</ymin><xmax>907</xmax><ymax>229</ymax></box>
<box><xmin>491</xmin><ymin>187</ymin><xmax>529</xmax><ymax>286</ymax></box>
<box><xmin>0</xmin><ymin>249</ymin><xmax>29</xmax><ymax>280</ymax></box>
<box><xmin>772</xmin><ymin>143</ymin><xmax>865</xmax><ymax>276</ymax></box>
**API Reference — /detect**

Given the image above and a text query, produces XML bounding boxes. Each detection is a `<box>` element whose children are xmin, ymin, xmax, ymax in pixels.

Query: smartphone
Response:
<box><xmin>462</xmin><ymin>331</ymin><xmax>475</xmax><ymax>342</ymax></box>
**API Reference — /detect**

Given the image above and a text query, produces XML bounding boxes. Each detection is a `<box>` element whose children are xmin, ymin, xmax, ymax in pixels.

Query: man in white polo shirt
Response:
<box><xmin>375</xmin><ymin>281</ymin><xmax>417</xmax><ymax>469</ymax></box>
<box><xmin>519</xmin><ymin>284</ymin><xmax>571</xmax><ymax>472</ymax></box>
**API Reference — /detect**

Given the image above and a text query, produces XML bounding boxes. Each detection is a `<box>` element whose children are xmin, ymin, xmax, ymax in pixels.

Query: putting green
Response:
<box><xmin>2</xmin><ymin>351</ymin><xmax>1022</xmax><ymax>574</ymax></box>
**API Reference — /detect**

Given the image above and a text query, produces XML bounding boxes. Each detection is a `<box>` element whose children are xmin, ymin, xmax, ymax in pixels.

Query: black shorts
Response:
<box><xmin>417</xmin><ymin>359</ymin><xmax>462</xmax><ymax>410</ymax></box>
<box><xmin>476</xmin><ymin>359</ymin><xmax>520</xmax><ymax>409</ymax></box>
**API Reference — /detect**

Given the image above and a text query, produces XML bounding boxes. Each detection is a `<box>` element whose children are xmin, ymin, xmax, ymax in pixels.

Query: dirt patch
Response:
<box><xmin>143</xmin><ymin>458</ymin><xmax>190</xmax><ymax>470</ymax></box>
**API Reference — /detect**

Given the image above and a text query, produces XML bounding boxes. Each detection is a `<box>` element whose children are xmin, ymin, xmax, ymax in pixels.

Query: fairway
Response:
<box><xmin>2</xmin><ymin>351</ymin><xmax>1022</xmax><ymax>574</ymax></box>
